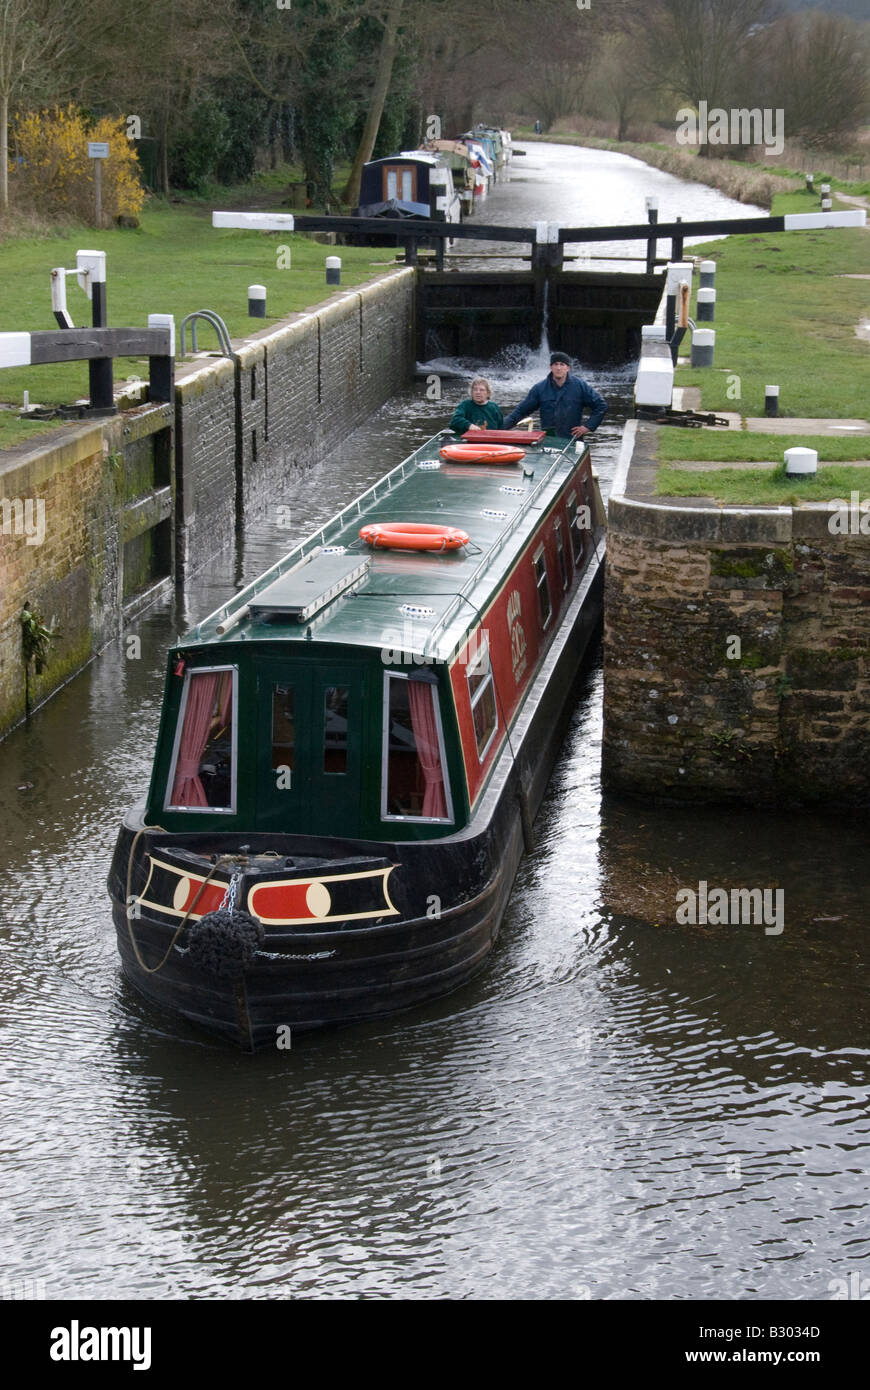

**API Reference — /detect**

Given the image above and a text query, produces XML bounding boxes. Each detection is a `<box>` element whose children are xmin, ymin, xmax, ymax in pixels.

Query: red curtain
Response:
<box><xmin>407</xmin><ymin>681</ymin><xmax>447</xmax><ymax>819</ymax></box>
<box><xmin>170</xmin><ymin>672</ymin><xmax>219</xmax><ymax>807</ymax></box>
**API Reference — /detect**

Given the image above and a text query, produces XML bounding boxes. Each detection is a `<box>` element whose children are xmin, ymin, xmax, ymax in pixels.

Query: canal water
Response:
<box><xmin>1</xmin><ymin>145</ymin><xmax>867</xmax><ymax>1303</ymax></box>
<box><xmin>449</xmin><ymin>139</ymin><xmax>768</xmax><ymax>271</ymax></box>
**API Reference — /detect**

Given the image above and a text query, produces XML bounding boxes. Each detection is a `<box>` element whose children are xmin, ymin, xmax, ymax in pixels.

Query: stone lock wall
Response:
<box><xmin>603</xmin><ymin>438</ymin><xmax>870</xmax><ymax>807</ymax></box>
<box><xmin>0</xmin><ymin>404</ymin><xmax>173</xmax><ymax>738</ymax></box>
<box><xmin>1</xmin><ymin>268</ymin><xmax>416</xmax><ymax>737</ymax></box>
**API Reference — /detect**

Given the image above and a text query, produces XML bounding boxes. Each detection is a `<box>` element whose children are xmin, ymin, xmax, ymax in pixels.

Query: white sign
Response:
<box><xmin>87</xmin><ymin>142</ymin><xmax>109</xmax><ymax>159</ymax></box>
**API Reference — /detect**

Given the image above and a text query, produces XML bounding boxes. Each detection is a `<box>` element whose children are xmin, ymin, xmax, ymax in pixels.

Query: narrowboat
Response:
<box><xmin>352</xmin><ymin>152</ymin><xmax>461</xmax><ymax>237</ymax></box>
<box><xmin>423</xmin><ymin>139</ymin><xmax>477</xmax><ymax>218</ymax></box>
<box><xmin>107</xmin><ymin>429</ymin><xmax>605</xmax><ymax>1048</ymax></box>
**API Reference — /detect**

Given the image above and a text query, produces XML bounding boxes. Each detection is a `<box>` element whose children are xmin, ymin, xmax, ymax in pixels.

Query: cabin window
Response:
<box><xmin>555</xmin><ymin>519</ymin><xmax>569</xmax><ymax>591</ymax></box>
<box><xmin>323</xmin><ymin>685</ymin><xmax>348</xmax><ymax>774</ymax></box>
<box><xmin>382</xmin><ymin>673</ymin><xmax>453</xmax><ymax>822</ymax></box>
<box><xmin>534</xmin><ymin>547</ymin><xmax>552</xmax><ymax>630</ymax></box>
<box><xmin>466</xmin><ymin>632</ymin><xmax>497</xmax><ymax>760</ymax></box>
<box><xmin>165</xmin><ymin>666</ymin><xmax>237</xmax><ymax>813</ymax></box>
<box><xmin>384</xmin><ymin>166</ymin><xmax>415</xmax><ymax>202</ymax></box>
<box><xmin>271</xmin><ymin>684</ymin><xmax>296</xmax><ymax>774</ymax></box>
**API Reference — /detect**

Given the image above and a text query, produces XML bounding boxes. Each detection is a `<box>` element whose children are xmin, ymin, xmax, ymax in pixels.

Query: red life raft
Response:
<box><xmin>439</xmin><ymin>443</ymin><xmax>526</xmax><ymax>464</ymax></box>
<box><xmin>462</xmin><ymin>429</ymin><xmax>546</xmax><ymax>444</ymax></box>
<box><xmin>359</xmin><ymin>522</ymin><xmax>470</xmax><ymax>552</ymax></box>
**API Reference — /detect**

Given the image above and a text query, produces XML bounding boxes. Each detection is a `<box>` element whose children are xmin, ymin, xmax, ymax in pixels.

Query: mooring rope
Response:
<box><xmin>124</xmin><ymin>825</ymin><xmax>235</xmax><ymax>976</ymax></box>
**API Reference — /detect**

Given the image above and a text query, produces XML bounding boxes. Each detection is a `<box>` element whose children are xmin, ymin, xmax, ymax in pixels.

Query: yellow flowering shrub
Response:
<box><xmin>9</xmin><ymin>107</ymin><xmax>145</xmax><ymax>224</ymax></box>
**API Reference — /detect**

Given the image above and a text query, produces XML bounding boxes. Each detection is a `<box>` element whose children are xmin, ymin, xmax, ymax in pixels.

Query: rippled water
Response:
<box><xmin>1</xmin><ymin>146</ymin><xmax>867</xmax><ymax>1302</ymax></box>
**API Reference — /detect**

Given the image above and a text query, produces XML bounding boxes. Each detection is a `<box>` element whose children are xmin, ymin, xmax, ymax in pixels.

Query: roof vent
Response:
<box><xmin>499</xmin><ymin>485</ymin><xmax>526</xmax><ymax>496</ymax></box>
<box><xmin>400</xmin><ymin>604</ymin><xmax>436</xmax><ymax>618</ymax></box>
<box><xmin>481</xmin><ymin>509</ymin><xmax>508</xmax><ymax>519</ymax></box>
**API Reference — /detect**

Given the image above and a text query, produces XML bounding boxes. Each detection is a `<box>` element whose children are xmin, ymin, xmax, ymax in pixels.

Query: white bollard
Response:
<box><xmin>325</xmin><ymin>256</ymin><xmax>341</xmax><ymax>286</ymax></box>
<box><xmin>785</xmin><ymin>446</ymin><xmax>817</xmax><ymax>476</ymax></box>
<box><xmin>690</xmin><ymin>328</ymin><xmax>715</xmax><ymax>367</ymax></box>
<box><xmin>697</xmin><ymin>287</ymin><xmax>716</xmax><ymax>322</ymax></box>
<box><xmin>699</xmin><ymin>259</ymin><xmax>717</xmax><ymax>289</ymax></box>
<box><xmin>765</xmin><ymin>385</ymin><xmax>779</xmax><ymax>418</ymax></box>
<box><xmin>248</xmin><ymin>284</ymin><xmax>267</xmax><ymax>318</ymax></box>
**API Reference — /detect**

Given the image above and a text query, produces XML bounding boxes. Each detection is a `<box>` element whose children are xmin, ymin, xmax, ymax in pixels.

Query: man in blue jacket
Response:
<box><xmin>503</xmin><ymin>351</ymin><xmax>608</xmax><ymax>439</ymax></box>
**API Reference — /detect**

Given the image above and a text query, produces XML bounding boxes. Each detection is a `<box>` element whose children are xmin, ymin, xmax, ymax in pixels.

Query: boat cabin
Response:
<box><xmin>145</xmin><ymin>434</ymin><xmax>602</xmax><ymax>847</ymax></box>
<box><xmin>355</xmin><ymin>152</ymin><xmax>461</xmax><ymax>223</ymax></box>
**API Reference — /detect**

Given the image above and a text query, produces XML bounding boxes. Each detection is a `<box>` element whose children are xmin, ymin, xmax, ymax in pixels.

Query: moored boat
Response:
<box><xmin>350</xmin><ymin>151</ymin><xmax>462</xmax><ymax>242</ymax></box>
<box><xmin>107</xmin><ymin>428</ymin><xmax>605</xmax><ymax>1048</ymax></box>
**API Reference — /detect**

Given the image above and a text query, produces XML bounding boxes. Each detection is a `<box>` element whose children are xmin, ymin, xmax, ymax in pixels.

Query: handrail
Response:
<box><xmin>179</xmin><ymin>310</ymin><xmax>235</xmax><ymax>359</ymax></box>
<box><xmin>192</xmin><ymin>452</ymin><xmax>418</xmax><ymax>637</ymax></box>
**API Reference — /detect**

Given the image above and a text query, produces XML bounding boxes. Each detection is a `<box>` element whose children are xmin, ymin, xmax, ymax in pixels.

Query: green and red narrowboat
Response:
<box><xmin>107</xmin><ymin>429</ymin><xmax>605</xmax><ymax>1048</ymax></box>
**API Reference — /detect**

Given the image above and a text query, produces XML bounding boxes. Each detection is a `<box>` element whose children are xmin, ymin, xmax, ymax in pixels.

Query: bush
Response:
<box><xmin>9</xmin><ymin>106</ymin><xmax>145</xmax><ymax>224</ymax></box>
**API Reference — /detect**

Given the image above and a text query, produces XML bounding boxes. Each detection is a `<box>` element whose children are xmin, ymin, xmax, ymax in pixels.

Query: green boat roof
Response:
<box><xmin>187</xmin><ymin>432</ymin><xmax>586</xmax><ymax>663</ymax></box>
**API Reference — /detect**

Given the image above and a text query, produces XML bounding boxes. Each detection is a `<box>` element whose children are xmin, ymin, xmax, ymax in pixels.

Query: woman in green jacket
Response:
<box><xmin>449</xmin><ymin>377</ymin><xmax>504</xmax><ymax>433</ymax></box>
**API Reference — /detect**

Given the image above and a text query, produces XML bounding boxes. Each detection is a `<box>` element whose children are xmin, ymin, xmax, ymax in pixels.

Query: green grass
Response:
<box><xmin>0</xmin><ymin>411</ymin><xmax>69</xmax><ymax>447</ymax></box>
<box><xmin>676</xmin><ymin>191</ymin><xmax>870</xmax><ymax>418</ymax></box>
<box><xmin>0</xmin><ymin>197</ymin><xmax>393</xmax><ymax>406</ymax></box>
<box><xmin>657</xmin><ymin>430</ymin><xmax>870</xmax><ymax>463</ymax></box>
<box><xmin>739</xmin><ymin>161</ymin><xmax>870</xmax><ymax>198</ymax></box>
<box><xmin>657</xmin><ymin>461</ymin><xmax>870</xmax><ymax>505</ymax></box>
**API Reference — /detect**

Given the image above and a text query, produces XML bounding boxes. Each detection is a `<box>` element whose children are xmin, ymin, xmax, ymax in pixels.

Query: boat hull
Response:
<box><xmin>108</xmin><ymin>548</ymin><xmax>603</xmax><ymax>1048</ymax></box>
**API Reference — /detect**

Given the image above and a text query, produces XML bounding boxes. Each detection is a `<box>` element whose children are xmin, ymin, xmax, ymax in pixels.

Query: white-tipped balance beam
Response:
<box><xmin>783</xmin><ymin>210</ymin><xmax>866</xmax><ymax>230</ymax></box>
<box><xmin>213</xmin><ymin>211</ymin><xmax>296</xmax><ymax>231</ymax></box>
<box><xmin>0</xmin><ymin>333</ymin><xmax>33</xmax><ymax>368</ymax></box>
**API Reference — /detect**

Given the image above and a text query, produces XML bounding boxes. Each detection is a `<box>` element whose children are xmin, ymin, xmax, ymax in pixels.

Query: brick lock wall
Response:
<box><xmin>175</xmin><ymin>269</ymin><xmax>416</xmax><ymax>573</ymax></box>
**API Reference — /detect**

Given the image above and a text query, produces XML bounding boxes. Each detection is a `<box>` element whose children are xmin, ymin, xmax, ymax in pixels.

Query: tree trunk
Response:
<box><xmin>341</xmin><ymin>0</ymin><xmax>404</xmax><ymax>209</ymax></box>
<box><xmin>1</xmin><ymin>91</ymin><xmax>9</xmax><ymax>211</ymax></box>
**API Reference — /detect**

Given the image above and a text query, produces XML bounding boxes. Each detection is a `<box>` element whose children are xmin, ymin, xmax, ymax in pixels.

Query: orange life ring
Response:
<box><xmin>439</xmin><ymin>444</ymin><xmax>526</xmax><ymax>464</ymax></box>
<box><xmin>359</xmin><ymin>522</ymin><xmax>470</xmax><ymax>552</ymax></box>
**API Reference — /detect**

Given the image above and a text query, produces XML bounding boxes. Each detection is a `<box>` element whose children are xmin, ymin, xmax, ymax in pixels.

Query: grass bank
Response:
<box><xmin>0</xmin><ymin>412</ymin><xmax>68</xmax><ymax>448</ymax></box>
<box><xmin>657</xmin><ymin>432</ymin><xmax>870</xmax><ymax>464</ymax></box>
<box><xmin>657</xmin><ymin>461</ymin><xmax>870</xmax><ymax>506</ymax></box>
<box><xmin>672</xmin><ymin>191</ymin><xmax>870</xmax><ymax>420</ymax></box>
<box><xmin>0</xmin><ymin>197</ymin><xmax>391</xmax><ymax>408</ymax></box>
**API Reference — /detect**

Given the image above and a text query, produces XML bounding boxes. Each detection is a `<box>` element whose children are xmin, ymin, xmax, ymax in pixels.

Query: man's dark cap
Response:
<box><xmin>549</xmin><ymin>351</ymin><xmax>571</xmax><ymax>366</ymax></box>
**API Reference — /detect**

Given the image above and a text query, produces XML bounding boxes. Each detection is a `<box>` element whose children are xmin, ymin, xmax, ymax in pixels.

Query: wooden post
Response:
<box><xmin>645</xmin><ymin>198</ymin><xmax>658</xmax><ymax>275</ymax></box>
<box><xmin>94</xmin><ymin>158</ymin><xmax>102</xmax><ymax>229</ymax></box>
<box><xmin>671</xmin><ymin>215</ymin><xmax>684</xmax><ymax>261</ymax></box>
<box><xmin>77</xmin><ymin>250</ymin><xmax>114</xmax><ymax>412</ymax></box>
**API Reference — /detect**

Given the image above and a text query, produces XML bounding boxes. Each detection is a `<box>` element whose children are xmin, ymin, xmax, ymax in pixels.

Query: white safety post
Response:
<box><xmin>785</xmin><ymin>446</ymin><xmax>817</xmax><ymax>476</ymax></box>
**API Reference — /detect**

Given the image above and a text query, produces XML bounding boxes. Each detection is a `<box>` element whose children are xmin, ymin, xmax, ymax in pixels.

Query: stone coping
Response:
<box><xmin>174</xmin><ymin>267</ymin><xmax>415</xmax><ymax>392</ymax></box>
<box><xmin>609</xmin><ymin>418</ymin><xmax>866</xmax><ymax>543</ymax></box>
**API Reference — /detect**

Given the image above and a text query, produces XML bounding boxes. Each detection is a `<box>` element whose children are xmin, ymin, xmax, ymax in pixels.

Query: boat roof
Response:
<box><xmin>187</xmin><ymin>433</ymin><xmax>583</xmax><ymax>663</ymax></box>
<box><xmin>364</xmin><ymin>151</ymin><xmax>440</xmax><ymax>169</ymax></box>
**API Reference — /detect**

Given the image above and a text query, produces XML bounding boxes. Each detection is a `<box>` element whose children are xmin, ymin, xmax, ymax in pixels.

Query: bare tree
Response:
<box><xmin>764</xmin><ymin>11</ymin><xmax>870</xmax><ymax>149</ymax></box>
<box><xmin>641</xmin><ymin>0</ymin><xmax>776</xmax><ymax>114</ymax></box>
<box><xmin>342</xmin><ymin>0</ymin><xmax>405</xmax><ymax>208</ymax></box>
